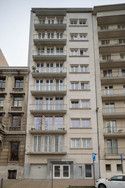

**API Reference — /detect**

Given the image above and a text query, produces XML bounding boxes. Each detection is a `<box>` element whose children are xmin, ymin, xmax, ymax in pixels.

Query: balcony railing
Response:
<box><xmin>100</xmin><ymin>54</ymin><xmax>125</xmax><ymax>63</ymax></box>
<box><xmin>102</xmin><ymin>89</ymin><xmax>125</xmax><ymax>97</ymax></box>
<box><xmin>32</xmin><ymin>67</ymin><xmax>67</xmax><ymax>74</ymax></box>
<box><xmin>103</xmin><ymin>107</ymin><xmax>125</xmax><ymax>113</ymax></box>
<box><xmin>104</xmin><ymin>127</ymin><xmax>125</xmax><ymax>138</ymax></box>
<box><xmin>9</xmin><ymin>126</ymin><xmax>21</xmax><ymax>131</ymax></box>
<box><xmin>101</xmin><ymin>71</ymin><xmax>125</xmax><ymax>79</ymax></box>
<box><xmin>33</xmin><ymin>51</ymin><xmax>66</xmax><ymax>56</ymax></box>
<box><xmin>33</xmin><ymin>34</ymin><xmax>66</xmax><ymax>40</ymax></box>
<box><xmin>31</xmin><ymin>84</ymin><xmax>66</xmax><ymax>92</ymax></box>
<box><xmin>13</xmin><ymin>87</ymin><xmax>23</xmax><ymax>92</ymax></box>
<box><xmin>30</xmin><ymin>127</ymin><xmax>66</xmax><ymax>135</ymax></box>
<box><xmin>34</xmin><ymin>19</ymin><xmax>66</xmax><ymax>25</ymax></box>
<box><xmin>31</xmin><ymin>104</ymin><xmax>66</xmax><ymax>111</ymax></box>
<box><xmin>10</xmin><ymin>106</ymin><xmax>23</xmax><ymax>112</ymax></box>
<box><xmin>105</xmin><ymin>147</ymin><xmax>125</xmax><ymax>156</ymax></box>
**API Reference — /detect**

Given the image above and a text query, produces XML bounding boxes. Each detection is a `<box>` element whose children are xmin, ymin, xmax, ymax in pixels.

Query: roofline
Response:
<box><xmin>32</xmin><ymin>8</ymin><xmax>92</xmax><ymax>13</ymax></box>
<box><xmin>94</xmin><ymin>3</ymin><xmax>125</xmax><ymax>13</ymax></box>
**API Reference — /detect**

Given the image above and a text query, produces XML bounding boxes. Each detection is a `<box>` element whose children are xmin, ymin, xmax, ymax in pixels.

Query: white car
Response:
<box><xmin>95</xmin><ymin>175</ymin><xmax>125</xmax><ymax>188</ymax></box>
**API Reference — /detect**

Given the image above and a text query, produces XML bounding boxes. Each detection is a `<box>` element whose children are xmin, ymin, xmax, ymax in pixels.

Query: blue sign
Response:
<box><xmin>92</xmin><ymin>153</ymin><xmax>96</xmax><ymax>161</ymax></box>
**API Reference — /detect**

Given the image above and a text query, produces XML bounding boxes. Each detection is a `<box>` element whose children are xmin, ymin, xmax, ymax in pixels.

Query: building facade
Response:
<box><xmin>25</xmin><ymin>8</ymin><xmax>99</xmax><ymax>186</ymax></box>
<box><xmin>0</xmin><ymin>66</ymin><xmax>29</xmax><ymax>179</ymax></box>
<box><xmin>94</xmin><ymin>4</ymin><xmax>125</xmax><ymax>178</ymax></box>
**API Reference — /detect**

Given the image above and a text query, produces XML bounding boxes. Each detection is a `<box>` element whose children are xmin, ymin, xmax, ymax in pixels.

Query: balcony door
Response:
<box><xmin>46</xmin><ymin>80</ymin><xmax>54</xmax><ymax>91</ymax></box>
<box><xmin>105</xmin><ymin>102</ymin><xmax>115</xmax><ymax>113</ymax></box>
<box><xmin>106</xmin><ymin>139</ymin><xmax>118</xmax><ymax>155</ymax></box>
<box><xmin>55</xmin><ymin>97</ymin><xmax>63</xmax><ymax>110</ymax></box>
<box><xmin>35</xmin><ymin>98</ymin><xmax>43</xmax><ymax>110</ymax></box>
<box><xmin>46</xmin><ymin>97</ymin><xmax>53</xmax><ymax>110</ymax></box>
<box><xmin>36</xmin><ymin>80</ymin><xmax>43</xmax><ymax>91</ymax></box>
<box><xmin>56</xmin><ymin>80</ymin><xmax>63</xmax><ymax>91</ymax></box>
<box><xmin>106</xmin><ymin>120</ymin><xmax>117</xmax><ymax>133</ymax></box>
<box><xmin>105</xmin><ymin>86</ymin><xmax>113</xmax><ymax>95</ymax></box>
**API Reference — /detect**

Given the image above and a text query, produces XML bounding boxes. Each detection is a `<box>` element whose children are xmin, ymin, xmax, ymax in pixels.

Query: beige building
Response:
<box><xmin>94</xmin><ymin>4</ymin><xmax>125</xmax><ymax>178</ymax></box>
<box><xmin>25</xmin><ymin>8</ymin><xmax>99</xmax><ymax>186</ymax></box>
<box><xmin>0</xmin><ymin>66</ymin><xmax>29</xmax><ymax>179</ymax></box>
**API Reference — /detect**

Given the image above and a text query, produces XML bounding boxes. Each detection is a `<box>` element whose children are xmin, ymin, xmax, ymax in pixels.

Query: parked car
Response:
<box><xmin>95</xmin><ymin>174</ymin><xmax>125</xmax><ymax>188</ymax></box>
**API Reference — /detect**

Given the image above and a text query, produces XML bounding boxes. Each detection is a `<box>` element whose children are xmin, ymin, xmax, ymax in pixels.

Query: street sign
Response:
<box><xmin>92</xmin><ymin>153</ymin><xmax>96</xmax><ymax>161</ymax></box>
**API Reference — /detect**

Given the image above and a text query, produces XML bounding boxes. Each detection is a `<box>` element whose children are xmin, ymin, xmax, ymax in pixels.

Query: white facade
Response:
<box><xmin>25</xmin><ymin>8</ymin><xmax>99</xmax><ymax>182</ymax></box>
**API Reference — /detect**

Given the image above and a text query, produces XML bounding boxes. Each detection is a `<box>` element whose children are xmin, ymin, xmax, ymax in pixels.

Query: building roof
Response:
<box><xmin>0</xmin><ymin>49</ymin><xmax>8</xmax><ymax>67</ymax></box>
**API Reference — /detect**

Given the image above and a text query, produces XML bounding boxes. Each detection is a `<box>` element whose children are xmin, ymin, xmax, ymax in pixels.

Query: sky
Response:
<box><xmin>0</xmin><ymin>0</ymin><xmax>125</xmax><ymax>67</ymax></box>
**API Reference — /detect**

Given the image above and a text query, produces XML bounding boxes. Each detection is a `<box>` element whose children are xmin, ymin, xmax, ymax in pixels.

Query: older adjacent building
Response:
<box><xmin>25</xmin><ymin>8</ymin><xmax>99</xmax><ymax>186</ymax></box>
<box><xmin>0</xmin><ymin>66</ymin><xmax>29</xmax><ymax>179</ymax></box>
<box><xmin>94</xmin><ymin>4</ymin><xmax>125</xmax><ymax>178</ymax></box>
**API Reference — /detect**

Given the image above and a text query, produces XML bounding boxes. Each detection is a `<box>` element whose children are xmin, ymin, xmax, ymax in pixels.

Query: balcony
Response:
<box><xmin>0</xmin><ymin>106</ymin><xmax>5</xmax><ymax>115</ymax></box>
<box><xmin>30</xmin><ymin>128</ymin><xmax>66</xmax><ymax>135</ymax></box>
<box><xmin>102</xmin><ymin>89</ymin><xmax>125</xmax><ymax>101</ymax></box>
<box><xmin>33</xmin><ymin>51</ymin><xmax>66</xmax><ymax>61</ymax></box>
<box><xmin>10</xmin><ymin>88</ymin><xmax>25</xmax><ymax>95</ymax></box>
<box><xmin>101</xmin><ymin>71</ymin><xmax>125</xmax><ymax>84</ymax></box>
<box><xmin>34</xmin><ymin>19</ymin><xmax>66</xmax><ymax>30</ymax></box>
<box><xmin>99</xmin><ymin>45</ymin><xmax>125</xmax><ymax>54</ymax></box>
<box><xmin>102</xmin><ymin>107</ymin><xmax>125</xmax><ymax>119</ymax></box>
<box><xmin>100</xmin><ymin>59</ymin><xmax>125</xmax><ymax>68</ymax></box>
<box><xmin>33</xmin><ymin>34</ymin><xmax>66</xmax><ymax>45</ymax></box>
<box><xmin>0</xmin><ymin>86</ymin><xmax>6</xmax><ymax>95</ymax></box>
<box><xmin>32</xmin><ymin>67</ymin><xmax>67</xmax><ymax>78</ymax></box>
<box><xmin>30</xmin><ymin>104</ymin><xmax>67</xmax><ymax>115</ymax></box>
<box><xmin>98</xmin><ymin>29</ymin><xmax>125</xmax><ymax>40</ymax></box>
<box><xmin>31</xmin><ymin>84</ymin><xmax>67</xmax><ymax>96</ymax></box>
<box><xmin>9</xmin><ymin>106</ymin><xmax>24</xmax><ymax>114</ymax></box>
<box><xmin>104</xmin><ymin>127</ymin><xmax>125</xmax><ymax>138</ymax></box>
<box><xmin>105</xmin><ymin>147</ymin><xmax>125</xmax><ymax>159</ymax></box>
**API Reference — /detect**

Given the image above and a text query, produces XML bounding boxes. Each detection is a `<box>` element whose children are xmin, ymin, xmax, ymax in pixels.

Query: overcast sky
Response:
<box><xmin>0</xmin><ymin>0</ymin><xmax>125</xmax><ymax>66</ymax></box>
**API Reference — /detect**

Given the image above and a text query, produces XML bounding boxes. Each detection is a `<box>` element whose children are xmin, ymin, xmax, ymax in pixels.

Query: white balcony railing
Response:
<box><xmin>103</xmin><ymin>107</ymin><xmax>125</xmax><ymax>114</ymax></box>
<box><xmin>33</xmin><ymin>67</ymin><xmax>67</xmax><ymax>73</ymax></box>
<box><xmin>31</xmin><ymin>84</ymin><xmax>66</xmax><ymax>92</ymax></box>
<box><xmin>102</xmin><ymin>89</ymin><xmax>125</xmax><ymax>96</ymax></box>
<box><xmin>104</xmin><ymin>127</ymin><xmax>125</xmax><ymax>134</ymax></box>
<box><xmin>33</xmin><ymin>50</ymin><xmax>66</xmax><ymax>56</ymax></box>
<box><xmin>31</xmin><ymin>104</ymin><xmax>66</xmax><ymax>111</ymax></box>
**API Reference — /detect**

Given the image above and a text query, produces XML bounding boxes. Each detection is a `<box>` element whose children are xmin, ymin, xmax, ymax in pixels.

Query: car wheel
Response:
<box><xmin>98</xmin><ymin>184</ymin><xmax>106</xmax><ymax>188</ymax></box>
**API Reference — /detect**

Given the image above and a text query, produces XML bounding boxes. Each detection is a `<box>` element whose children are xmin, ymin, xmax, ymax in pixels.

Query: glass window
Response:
<box><xmin>34</xmin><ymin>136</ymin><xmax>41</xmax><ymax>152</ymax></box>
<box><xmin>0</xmin><ymin>97</ymin><xmax>4</xmax><ymax>107</ymax></box>
<box><xmin>117</xmin><ymin>164</ymin><xmax>122</xmax><ymax>171</ymax></box>
<box><xmin>0</xmin><ymin>78</ymin><xmax>5</xmax><ymax>89</ymax></box>
<box><xmin>70</xmin><ymin>19</ymin><xmax>77</xmax><ymax>25</ymax></box>
<box><xmin>63</xmin><ymin>166</ymin><xmax>70</xmax><ymax>177</ymax></box>
<box><xmin>13</xmin><ymin>97</ymin><xmax>23</xmax><ymax>107</ymax></box>
<box><xmin>81</xmin><ymin>119</ymin><xmax>90</xmax><ymax>128</ymax></box>
<box><xmin>71</xmin><ymin>119</ymin><xmax>80</xmax><ymax>128</ymax></box>
<box><xmin>71</xmin><ymin>82</ymin><xmax>79</xmax><ymax>90</ymax></box>
<box><xmin>71</xmin><ymin>138</ymin><xmax>81</xmax><ymax>148</ymax></box>
<box><xmin>12</xmin><ymin>116</ymin><xmax>21</xmax><ymax>127</ymax></box>
<box><xmin>45</xmin><ymin>117</ymin><xmax>53</xmax><ymax>130</ymax></box>
<box><xmin>85</xmin><ymin>164</ymin><xmax>92</xmax><ymax>178</ymax></box>
<box><xmin>71</xmin><ymin>100</ymin><xmax>79</xmax><ymax>108</ymax></box>
<box><xmin>55</xmin><ymin>117</ymin><xmax>63</xmax><ymax>130</ymax></box>
<box><xmin>10</xmin><ymin>142</ymin><xmax>19</xmax><ymax>161</ymax></box>
<box><xmin>106</xmin><ymin>164</ymin><xmax>111</xmax><ymax>171</ymax></box>
<box><xmin>15</xmin><ymin>77</ymin><xmax>23</xmax><ymax>89</ymax></box>
<box><xmin>81</xmin><ymin>100</ymin><xmax>90</xmax><ymax>108</ymax></box>
<box><xmin>54</xmin><ymin>165</ymin><xmax>60</xmax><ymax>177</ymax></box>
<box><xmin>34</xmin><ymin>117</ymin><xmax>42</xmax><ymax>130</ymax></box>
<box><xmin>71</xmin><ymin>65</ymin><xmax>79</xmax><ymax>72</ymax></box>
<box><xmin>53</xmin><ymin>165</ymin><xmax>70</xmax><ymax>178</ymax></box>
<box><xmin>82</xmin><ymin>138</ymin><xmax>92</xmax><ymax>148</ymax></box>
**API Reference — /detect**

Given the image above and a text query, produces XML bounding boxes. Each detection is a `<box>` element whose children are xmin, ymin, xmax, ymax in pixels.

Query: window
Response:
<box><xmin>70</xmin><ymin>19</ymin><xmax>77</xmax><ymax>25</ymax></box>
<box><xmin>101</xmin><ymin>40</ymin><xmax>110</xmax><ymax>45</ymax></box>
<box><xmin>0</xmin><ymin>78</ymin><xmax>5</xmax><ymax>89</ymax></box>
<box><xmin>8</xmin><ymin>170</ymin><xmax>17</xmax><ymax>179</ymax></box>
<box><xmin>0</xmin><ymin>97</ymin><xmax>4</xmax><ymax>107</ymax></box>
<box><xmin>103</xmin><ymin>70</ymin><xmax>112</xmax><ymax>77</ymax></box>
<box><xmin>15</xmin><ymin>77</ymin><xmax>23</xmax><ymax>89</ymax></box>
<box><xmin>71</xmin><ymin>82</ymin><xmax>79</xmax><ymax>90</ymax></box>
<box><xmin>102</xmin><ymin>55</ymin><xmax>111</xmax><ymax>61</ymax></box>
<box><xmin>70</xmin><ymin>65</ymin><xmax>79</xmax><ymax>72</ymax></box>
<box><xmin>71</xmin><ymin>119</ymin><xmax>90</xmax><ymax>128</ymax></box>
<box><xmin>117</xmin><ymin>24</ymin><xmax>125</xmax><ymax>29</ymax></box>
<box><xmin>12</xmin><ymin>116</ymin><xmax>21</xmax><ymax>128</ymax></box>
<box><xmin>45</xmin><ymin>117</ymin><xmax>53</xmax><ymax>130</ymax></box>
<box><xmin>79</xmin><ymin>19</ymin><xmax>87</xmax><ymax>25</ymax></box>
<box><xmin>81</xmin><ymin>100</ymin><xmax>90</xmax><ymax>108</ymax></box>
<box><xmin>57</xmin><ymin>18</ymin><xmax>63</xmax><ymax>24</ymax></box>
<box><xmin>34</xmin><ymin>117</ymin><xmax>42</xmax><ymax>130</ymax></box>
<box><xmin>121</xmin><ymin>69</ymin><xmax>125</xmax><ymax>75</ymax></box>
<box><xmin>57</xmin><ymin>32</ymin><xmax>63</xmax><ymax>39</ymax></box>
<box><xmin>10</xmin><ymin>142</ymin><xmax>19</xmax><ymax>161</ymax></box>
<box><xmin>55</xmin><ymin>117</ymin><xmax>63</xmax><ymax>130</ymax></box>
<box><xmin>119</xmin><ymin>39</ymin><xmax>125</xmax><ymax>44</ymax></box>
<box><xmin>100</xmin><ymin>25</ymin><xmax>108</xmax><ymax>30</ymax></box>
<box><xmin>71</xmin><ymin>119</ymin><xmax>80</xmax><ymax>128</ymax></box>
<box><xmin>105</xmin><ymin>164</ymin><xmax>111</xmax><ymax>171</ymax></box>
<box><xmin>47</xmin><ymin>47</ymin><xmax>54</xmax><ymax>54</ymax></box>
<box><xmin>80</xmin><ymin>65</ymin><xmax>89</xmax><ymax>72</ymax></box>
<box><xmin>56</xmin><ymin>47</ymin><xmax>63</xmax><ymax>54</ymax></box>
<box><xmin>13</xmin><ymin>97</ymin><xmax>23</xmax><ymax>107</ymax></box>
<box><xmin>80</xmin><ymin>82</ymin><xmax>89</xmax><ymax>90</ymax></box>
<box><xmin>53</xmin><ymin>165</ymin><xmax>70</xmax><ymax>179</ymax></box>
<box><xmin>34</xmin><ymin>136</ymin><xmax>41</xmax><ymax>152</ymax></box>
<box><xmin>120</xmin><ymin>53</ymin><xmax>125</xmax><ymax>59</ymax></box>
<box><xmin>71</xmin><ymin>138</ymin><xmax>92</xmax><ymax>149</ymax></box>
<box><xmin>117</xmin><ymin>164</ymin><xmax>122</xmax><ymax>171</ymax></box>
<box><xmin>82</xmin><ymin>138</ymin><xmax>92</xmax><ymax>149</ymax></box>
<box><xmin>85</xmin><ymin>164</ymin><xmax>92</xmax><ymax>178</ymax></box>
<box><xmin>106</xmin><ymin>120</ymin><xmax>117</xmax><ymax>133</ymax></box>
<box><xmin>71</xmin><ymin>100</ymin><xmax>79</xmax><ymax>108</ymax></box>
<box><xmin>70</xmin><ymin>33</ymin><xmax>78</xmax><ymax>40</ymax></box>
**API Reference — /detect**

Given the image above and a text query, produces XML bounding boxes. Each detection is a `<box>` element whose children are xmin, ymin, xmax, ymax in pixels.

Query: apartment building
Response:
<box><xmin>25</xmin><ymin>8</ymin><xmax>99</xmax><ymax>186</ymax></box>
<box><xmin>94</xmin><ymin>4</ymin><xmax>125</xmax><ymax>178</ymax></box>
<box><xmin>0</xmin><ymin>66</ymin><xmax>29</xmax><ymax>179</ymax></box>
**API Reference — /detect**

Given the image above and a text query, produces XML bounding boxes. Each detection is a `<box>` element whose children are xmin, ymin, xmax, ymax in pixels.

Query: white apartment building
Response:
<box><xmin>25</xmin><ymin>8</ymin><xmax>99</xmax><ymax>186</ymax></box>
<box><xmin>94</xmin><ymin>4</ymin><xmax>125</xmax><ymax>178</ymax></box>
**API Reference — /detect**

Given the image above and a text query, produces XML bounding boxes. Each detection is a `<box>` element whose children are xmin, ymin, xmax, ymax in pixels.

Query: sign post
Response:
<box><xmin>92</xmin><ymin>153</ymin><xmax>96</xmax><ymax>187</ymax></box>
<box><xmin>120</xmin><ymin>154</ymin><xmax>124</xmax><ymax>174</ymax></box>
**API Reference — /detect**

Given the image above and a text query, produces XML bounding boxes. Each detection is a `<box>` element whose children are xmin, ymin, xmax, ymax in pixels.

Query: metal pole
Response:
<box><xmin>93</xmin><ymin>160</ymin><xmax>96</xmax><ymax>187</ymax></box>
<box><xmin>51</xmin><ymin>163</ymin><xmax>53</xmax><ymax>188</ymax></box>
<box><xmin>120</xmin><ymin>154</ymin><xmax>124</xmax><ymax>174</ymax></box>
